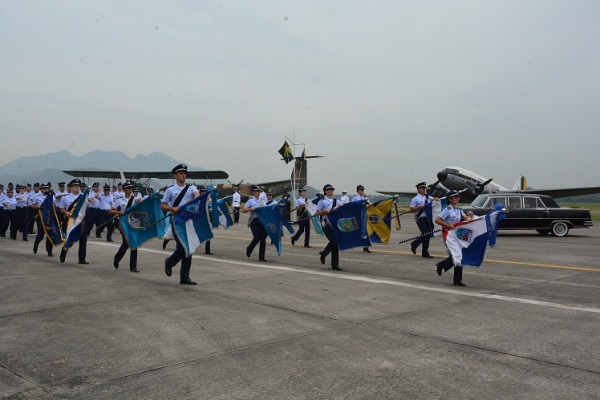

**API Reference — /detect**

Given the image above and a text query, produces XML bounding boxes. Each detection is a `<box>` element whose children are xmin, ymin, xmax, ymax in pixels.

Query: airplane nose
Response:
<box><xmin>437</xmin><ymin>171</ymin><xmax>448</xmax><ymax>182</ymax></box>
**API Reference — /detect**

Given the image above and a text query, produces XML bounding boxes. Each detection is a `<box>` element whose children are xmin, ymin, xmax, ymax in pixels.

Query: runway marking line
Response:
<box><xmin>92</xmin><ymin>241</ymin><xmax>600</xmax><ymax>315</ymax></box>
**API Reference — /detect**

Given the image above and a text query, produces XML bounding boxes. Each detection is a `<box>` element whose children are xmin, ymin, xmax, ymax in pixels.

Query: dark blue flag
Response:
<box><xmin>326</xmin><ymin>199</ymin><xmax>370</xmax><ymax>251</ymax></box>
<box><xmin>40</xmin><ymin>193</ymin><xmax>65</xmax><ymax>246</ymax></box>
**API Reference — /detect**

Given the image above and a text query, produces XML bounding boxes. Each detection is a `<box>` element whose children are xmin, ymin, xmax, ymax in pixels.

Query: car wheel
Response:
<box><xmin>551</xmin><ymin>222</ymin><xmax>569</xmax><ymax>237</ymax></box>
<box><xmin>536</xmin><ymin>229</ymin><xmax>551</xmax><ymax>235</ymax></box>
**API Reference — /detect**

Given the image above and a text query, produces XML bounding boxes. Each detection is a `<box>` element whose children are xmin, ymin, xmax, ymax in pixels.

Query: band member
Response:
<box><xmin>111</xmin><ymin>180</ymin><xmax>139</xmax><ymax>272</ymax></box>
<box><xmin>242</xmin><ymin>186</ymin><xmax>267</xmax><ymax>261</ymax></box>
<box><xmin>316</xmin><ymin>184</ymin><xmax>342</xmax><ymax>271</ymax></box>
<box><xmin>291</xmin><ymin>187</ymin><xmax>311</xmax><ymax>248</ymax></box>
<box><xmin>410</xmin><ymin>182</ymin><xmax>437</xmax><ymax>258</ymax></box>
<box><xmin>162</xmin><ymin>164</ymin><xmax>200</xmax><ymax>285</ymax></box>
<box><xmin>435</xmin><ymin>191</ymin><xmax>471</xmax><ymax>286</ymax></box>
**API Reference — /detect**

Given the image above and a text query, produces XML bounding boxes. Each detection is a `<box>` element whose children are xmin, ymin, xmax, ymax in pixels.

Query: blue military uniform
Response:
<box><xmin>291</xmin><ymin>188</ymin><xmax>311</xmax><ymax>248</ymax></box>
<box><xmin>410</xmin><ymin>182</ymin><xmax>435</xmax><ymax>258</ymax></box>
<box><xmin>111</xmin><ymin>180</ymin><xmax>139</xmax><ymax>272</ymax></box>
<box><xmin>244</xmin><ymin>186</ymin><xmax>268</xmax><ymax>261</ymax></box>
<box><xmin>317</xmin><ymin>184</ymin><xmax>342</xmax><ymax>270</ymax></box>
<box><xmin>162</xmin><ymin>163</ymin><xmax>199</xmax><ymax>285</ymax></box>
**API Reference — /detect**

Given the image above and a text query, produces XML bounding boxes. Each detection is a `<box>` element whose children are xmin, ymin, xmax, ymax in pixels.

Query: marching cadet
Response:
<box><xmin>1</xmin><ymin>188</ymin><xmax>17</xmax><ymax>238</ymax></box>
<box><xmin>15</xmin><ymin>185</ymin><xmax>30</xmax><ymax>241</ymax></box>
<box><xmin>232</xmin><ymin>187</ymin><xmax>241</xmax><ymax>223</ymax></box>
<box><xmin>352</xmin><ymin>184</ymin><xmax>372</xmax><ymax>253</ymax></box>
<box><xmin>435</xmin><ymin>190</ymin><xmax>471</xmax><ymax>286</ymax></box>
<box><xmin>86</xmin><ymin>182</ymin><xmax>102</xmax><ymax>237</ymax></box>
<box><xmin>265</xmin><ymin>190</ymin><xmax>276</xmax><ymax>205</ymax></box>
<box><xmin>316</xmin><ymin>184</ymin><xmax>342</xmax><ymax>271</ymax></box>
<box><xmin>242</xmin><ymin>185</ymin><xmax>268</xmax><ymax>261</ymax></box>
<box><xmin>111</xmin><ymin>180</ymin><xmax>139</xmax><ymax>272</ymax></box>
<box><xmin>290</xmin><ymin>187</ymin><xmax>311</xmax><ymax>248</ymax></box>
<box><xmin>32</xmin><ymin>183</ymin><xmax>54</xmax><ymax>257</ymax></box>
<box><xmin>96</xmin><ymin>183</ymin><xmax>114</xmax><ymax>241</ymax></box>
<box><xmin>58</xmin><ymin>179</ymin><xmax>89</xmax><ymax>265</ymax></box>
<box><xmin>162</xmin><ymin>163</ymin><xmax>200</xmax><ymax>285</ymax></box>
<box><xmin>410</xmin><ymin>182</ymin><xmax>437</xmax><ymax>258</ymax></box>
<box><xmin>27</xmin><ymin>183</ymin><xmax>42</xmax><ymax>234</ymax></box>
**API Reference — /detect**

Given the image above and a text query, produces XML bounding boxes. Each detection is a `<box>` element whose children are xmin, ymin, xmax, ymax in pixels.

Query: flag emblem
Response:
<box><xmin>337</xmin><ymin>217</ymin><xmax>359</xmax><ymax>233</ymax></box>
<box><xmin>266</xmin><ymin>223</ymin><xmax>277</xmax><ymax>233</ymax></box>
<box><xmin>369</xmin><ymin>214</ymin><xmax>381</xmax><ymax>225</ymax></box>
<box><xmin>127</xmin><ymin>212</ymin><xmax>150</xmax><ymax>230</ymax></box>
<box><xmin>456</xmin><ymin>228</ymin><xmax>473</xmax><ymax>242</ymax></box>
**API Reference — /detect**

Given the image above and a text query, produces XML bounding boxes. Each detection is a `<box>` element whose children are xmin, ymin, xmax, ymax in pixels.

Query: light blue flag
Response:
<box><xmin>63</xmin><ymin>188</ymin><xmax>90</xmax><ymax>249</ymax></box>
<box><xmin>325</xmin><ymin>199</ymin><xmax>370</xmax><ymax>251</ymax></box>
<box><xmin>304</xmin><ymin>198</ymin><xmax>324</xmax><ymax>235</ymax></box>
<box><xmin>120</xmin><ymin>194</ymin><xmax>169</xmax><ymax>250</ymax></box>
<box><xmin>217</xmin><ymin>196</ymin><xmax>234</xmax><ymax>229</ymax></box>
<box><xmin>255</xmin><ymin>200</ymin><xmax>295</xmax><ymax>255</ymax></box>
<box><xmin>172</xmin><ymin>192</ymin><xmax>213</xmax><ymax>257</ymax></box>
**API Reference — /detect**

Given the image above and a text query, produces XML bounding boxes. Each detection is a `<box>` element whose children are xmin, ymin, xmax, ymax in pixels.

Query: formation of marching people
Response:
<box><xmin>1</xmin><ymin>166</ymin><xmax>482</xmax><ymax>287</ymax></box>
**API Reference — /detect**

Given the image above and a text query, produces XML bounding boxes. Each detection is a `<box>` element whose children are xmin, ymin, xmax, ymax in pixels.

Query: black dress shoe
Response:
<box><xmin>291</xmin><ymin>237</ymin><xmax>296</xmax><ymax>246</ymax></box>
<box><xmin>164</xmin><ymin>258</ymin><xmax>172</xmax><ymax>277</ymax></box>
<box><xmin>332</xmin><ymin>267</ymin><xmax>343</xmax><ymax>271</ymax></box>
<box><xmin>246</xmin><ymin>248</ymin><xmax>251</xmax><ymax>258</ymax></box>
<box><xmin>131</xmin><ymin>268</ymin><xmax>140</xmax><ymax>273</ymax></box>
<box><xmin>453</xmin><ymin>281</ymin><xmax>466</xmax><ymax>287</ymax></box>
<box><xmin>363</xmin><ymin>248</ymin><xmax>372</xmax><ymax>253</ymax></box>
<box><xmin>422</xmin><ymin>254</ymin><xmax>434</xmax><ymax>259</ymax></box>
<box><xmin>106</xmin><ymin>238</ymin><xmax>113</xmax><ymax>242</ymax></box>
<box><xmin>33</xmin><ymin>241</ymin><xmax>39</xmax><ymax>254</ymax></box>
<box><xmin>23</xmin><ymin>238</ymin><xmax>29</xmax><ymax>242</ymax></box>
<box><xmin>113</xmin><ymin>257</ymin><xmax>119</xmax><ymax>269</ymax></box>
<box><xmin>205</xmin><ymin>252</ymin><xmax>214</xmax><ymax>255</ymax></box>
<box><xmin>436</xmin><ymin>263</ymin><xmax>443</xmax><ymax>276</ymax></box>
<box><xmin>59</xmin><ymin>250</ymin><xmax>67</xmax><ymax>263</ymax></box>
<box><xmin>180</xmin><ymin>278</ymin><xmax>197</xmax><ymax>285</ymax></box>
<box><xmin>79</xmin><ymin>260</ymin><xmax>89</xmax><ymax>265</ymax></box>
<box><xmin>96</xmin><ymin>234</ymin><xmax>102</xmax><ymax>238</ymax></box>
<box><xmin>304</xmin><ymin>245</ymin><xmax>311</xmax><ymax>248</ymax></box>
<box><xmin>48</xmin><ymin>252</ymin><xmax>54</xmax><ymax>257</ymax></box>
<box><xmin>411</xmin><ymin>244</ymin><xmax>417</xmax><ymax>255</ymax></box>
<box><xmin>162</xmin><ymin>239</ymin><xmax>170</xmax><ymax>249</ymax></box>
<box><xmin>259</xmin><ymin>259</ymin><xmax>267</xmax><ymax>262</ymax></box>
<box><xmin>319</xmin><ymin>252</ymin><xmax>325</xmax><ymax>265</ymax></box>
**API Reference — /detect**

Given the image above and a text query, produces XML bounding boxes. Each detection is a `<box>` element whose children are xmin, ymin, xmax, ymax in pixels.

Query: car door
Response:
<box><xmin>520</xmin><ymin>196</ymin><xmax>551</xmax><ymax>229</ymax></box>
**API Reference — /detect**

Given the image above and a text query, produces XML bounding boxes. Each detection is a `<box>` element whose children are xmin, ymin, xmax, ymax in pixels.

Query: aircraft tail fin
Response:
<box><xmin>513</xmin><ymin>175</ymin><xmax>527</xmax><ymax>191</ymax></box>
<box><xmin>292</xmin><ymin>153</ymin><xmax>308</xmax><ymax>187</ymax></box>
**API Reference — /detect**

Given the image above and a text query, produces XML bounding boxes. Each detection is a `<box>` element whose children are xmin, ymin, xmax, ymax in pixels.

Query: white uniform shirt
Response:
<box><xmin>232</xmin><ymin>192</ymin><xmax>241</xmax><ymax>207</ymax></box>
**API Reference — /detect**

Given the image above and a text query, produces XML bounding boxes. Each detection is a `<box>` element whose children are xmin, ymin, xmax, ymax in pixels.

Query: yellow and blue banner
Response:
<box><xmin>366</xmin><ymin>198</ymin><xmax>395</xmax><ymax>244</ymax></box>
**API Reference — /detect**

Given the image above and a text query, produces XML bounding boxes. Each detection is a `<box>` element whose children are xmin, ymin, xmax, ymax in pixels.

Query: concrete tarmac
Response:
<box><xmin>1</xmin><ymin>214</ymin><xmax>599</xmax><ymax>399</ymax></box>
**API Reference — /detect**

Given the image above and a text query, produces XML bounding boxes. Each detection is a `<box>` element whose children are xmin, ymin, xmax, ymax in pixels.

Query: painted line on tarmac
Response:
<box><xmin>214</xmin><ymin>234</ymin><xmax>600</xmax><ymax>273</ymax></box>
<box><xmin>93</xmin><ymin>241</ymin><xmax>600</xmax><ymax>315</ymax></box>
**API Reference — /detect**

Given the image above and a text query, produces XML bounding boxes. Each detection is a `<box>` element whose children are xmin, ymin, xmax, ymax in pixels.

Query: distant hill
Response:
<box><xmin>0</xmin><ymin>150</ymin><xmax>202</xmax><ymax>186</ymax></box>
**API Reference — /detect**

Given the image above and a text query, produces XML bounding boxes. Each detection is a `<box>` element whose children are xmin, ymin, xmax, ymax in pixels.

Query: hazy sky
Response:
<box><xmin>1</xmin><ymin>1</ymin><xmax>599</xmax><ymax>193</ymax></box>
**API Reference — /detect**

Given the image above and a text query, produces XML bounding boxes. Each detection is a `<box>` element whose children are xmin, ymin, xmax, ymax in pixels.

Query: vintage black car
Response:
<box><xmin>462</xmin><ymin>192</ymin><xmax>593</xmax><ymax>237</ymax></box>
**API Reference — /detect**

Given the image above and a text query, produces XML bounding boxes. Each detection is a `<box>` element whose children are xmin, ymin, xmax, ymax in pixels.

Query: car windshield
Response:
<box><xmin>470</xmin><ymin>195</ymin><xmax>489</xmax><ymax>207</ymax></box>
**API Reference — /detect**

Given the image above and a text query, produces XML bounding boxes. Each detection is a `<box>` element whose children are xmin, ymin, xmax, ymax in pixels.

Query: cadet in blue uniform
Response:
<box><xmin>316</xmin><ymin>184</ymin><xmax>342</xmax><ymax>271</ymax></box>
<box><xmin>15</xmin><ymin>185</ymin><xmax>30</xmax><ymax>241</ymax></box>
<box><xmin>410</xmin><ymin>182</ymin><xmax>437</xmax><ymax>258</ymax></box>
<box><xmin>162</xmin><ymin>164</ymin><xmax>200</xmax><ymax>285</ymax></box>
<box><xmin>59</xmin><ymin>179</ymin><xmax>89</xmax><ymax>265</ymax></box>
<box><xmin>352</xmin><ymin>184</ymin><xmax>372</xmax><ymax>253</ymax></box>
<box><xmin>242</xmin><ymin>186</ymin><xmax>268</xmax><ymax>261</ymax></box>
<box><xmin>291</xmin><ymin>187</ymin><xmax>311</xmax><ymax>248</ymax></box>
<box><xmin>1</xmin><ymin>189</ymin><xmax>16</xmax><ymax>238</ymax></box>
<box><xmin>96</xmin><ymin>183</ymin><xmax>114</xmax><ymax>241</ymax></box>
<box><xmin>435</xmin><ymin>190</ymin><xmax>470</xmax><ymax>286</ymax></box>
<box><xmin>111</xmin><ymin>180</ymin><xmax>139</xmax><ymax>272</ymax></box>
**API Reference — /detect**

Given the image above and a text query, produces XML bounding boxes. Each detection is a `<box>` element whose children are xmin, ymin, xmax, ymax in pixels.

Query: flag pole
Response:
<box><xmin>397</xmin><ymin>229</ymin><xmax>442</xmax><ymax>244</ymax></box>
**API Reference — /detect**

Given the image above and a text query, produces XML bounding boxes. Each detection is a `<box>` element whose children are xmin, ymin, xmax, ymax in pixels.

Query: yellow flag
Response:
<box><xmin>366</xmin><ymin>198</ymin><xmax>395</xmax><ymax>244</ymax></box>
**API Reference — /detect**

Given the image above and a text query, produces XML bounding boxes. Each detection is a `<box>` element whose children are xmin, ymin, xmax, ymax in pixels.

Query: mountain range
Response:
<box><xmin>0</xmin><ymin>150</ymin><xmax>201</xmax><ymax>186</ymax></box>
